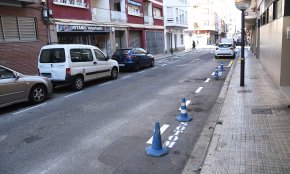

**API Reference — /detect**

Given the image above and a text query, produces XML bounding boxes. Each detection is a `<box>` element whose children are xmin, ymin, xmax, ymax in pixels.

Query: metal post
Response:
<box><xmin>240</xmin><ymin>10</ymin><xmax>245</xmax><ymax>86</ymax></box>
<box><xmin>170</xmin><ymin>32</ymin><xmax>173</xmax><ymax>55</ymax></box>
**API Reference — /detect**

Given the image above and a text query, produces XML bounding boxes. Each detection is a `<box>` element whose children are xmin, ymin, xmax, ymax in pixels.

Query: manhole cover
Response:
<box><xmin>251</xmin><ymin>108</ymin><xmax>273</xmax><ymax>115</ymax></box>
<box><xmin>238</xmin><ymin>90</ymin><xmax>252</xmax><ymax>93</ymax></box>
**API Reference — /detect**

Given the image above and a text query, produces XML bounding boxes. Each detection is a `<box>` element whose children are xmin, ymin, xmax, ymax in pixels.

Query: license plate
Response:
<box><xmin>119</xmin><ymin>64</ymin><xmax>125</xmax><ymax>67</ymax></box>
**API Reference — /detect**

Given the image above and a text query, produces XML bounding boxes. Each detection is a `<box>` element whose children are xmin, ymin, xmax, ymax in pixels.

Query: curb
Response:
<box><xmin>181</xmin><ymin>56</ymin><xmax>238</xmax><ymax>174</ymax></box>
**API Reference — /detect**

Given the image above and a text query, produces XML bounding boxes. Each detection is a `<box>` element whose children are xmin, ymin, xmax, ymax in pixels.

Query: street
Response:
<box><xmin>0</xmin><ymin>47</ymin><xmax>234</xmax><ymax>174</ymax></box>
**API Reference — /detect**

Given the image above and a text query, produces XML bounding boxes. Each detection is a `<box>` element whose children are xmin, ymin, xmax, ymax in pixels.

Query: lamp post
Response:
<box><xmin>235</xmin><ymin>0</ymin><xmax>251</xmax><ymax>86</ymax></box>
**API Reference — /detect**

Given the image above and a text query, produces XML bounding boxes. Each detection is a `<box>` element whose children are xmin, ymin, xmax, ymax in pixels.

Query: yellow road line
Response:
<box><xmin>227</xmin><ymin>60</ymin><xmax>234</xmax><ymax>67</ymax></box>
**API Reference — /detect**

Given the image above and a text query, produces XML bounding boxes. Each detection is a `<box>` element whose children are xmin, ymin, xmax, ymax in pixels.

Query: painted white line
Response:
<box><xmin>161</xmin><ymin>64</ymin><xmax>167</xmax><ymax>67</ymax></box>
<box><xmin>195</xmin><ymin>87</ymin><xmax>203</xmax><ymax>93</ymax></box>
<box><xmin>146</xmin><ymin>124</ymin><xmax>170</xmax><ymax>144</ymax></box>
<box><xmin>13</xmin><ymin>103</ymin><xmax>46</xmax><ymax>115</ymax></box>
<box><xmin>98</xmin><ymin>82</ymin><xmax>112</xmax><ymax>87</ymax></box>
<box><xmin>138</xmin><ymin>71</ymin><xmax>145</xmax><ymax>74</ymax></box>
<box><xmin>205</xmin><ymin>78</ymin><xmax>210</xmax><ymax>83</ymax></box>
<box><xmin>121</xmin><ymin>75</ymin><xmax>130</xmax><ymax>79</ymax></box>
<box><xmin>65</xmin><ymin>91</ymin><xmax>83</xmax><ymax>98</ymax></box>
<box><xmin>179</xmin><ymin>100</ymin><xmax>191</xmax><ymax>110</ymax></box>
<box><xmin>152</xmin><ymin>67</ymin><xmax>158</xmax><ymax>70</ymax></box>
<box><xmin>211</xmin><ymin>72</ymin><xmax>215</xmax><ymax>76</ymax></box>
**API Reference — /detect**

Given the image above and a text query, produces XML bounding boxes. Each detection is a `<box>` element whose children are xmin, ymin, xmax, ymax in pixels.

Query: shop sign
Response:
<box><xmin>57</xmin><ymin>24</ymin><xmax>111</xmax><ymax>32</ymax></box>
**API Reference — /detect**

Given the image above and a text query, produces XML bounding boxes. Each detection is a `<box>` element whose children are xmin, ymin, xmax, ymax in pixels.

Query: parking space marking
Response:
<box><xmin>195</xmin><ymin>87</ymin><xmax>203</xmax><ymax>93</ymax></box>
<box><xmin>98</xmin><ymin>82</ymin><xmax>112</xmax><ymax>87</ymax></box>
<box><xmin>164</xmin><ymin>122</ymin><xmax>188</xmax><ymax>148</ymax></box>
<box><xmin>146</xmin><ymin>124</ymin><xmax>170</xmax><ymax>144</ymax></box>
<box><xmin>179</xmin><ymin>100</ymin><xmax>191</xmax><ymax>110</ymax></box>
<box><xmin>121</xmin><ymin>75</ymin><xmax>131</xmax><ymax>79</ymax></box>
<box><xmin>13</xmin><ymin>103</ymin><xmax>46</xmax><ymax>115</ymax></box>
<box><xmin>64</xmin><ymin>91</ymin><xmax>83</xmax><ymax>98</ymax></box>
<box><xmin>205</xmin><ymin>78</ymin><xmax>210</xmax><ymax>83</ymax></box>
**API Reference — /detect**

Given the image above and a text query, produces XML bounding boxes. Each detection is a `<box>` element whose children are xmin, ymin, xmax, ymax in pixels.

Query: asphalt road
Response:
<box><xmin>0</xmin><ymin>48</ymin><xmax>234</xmax><ymax>174</ymax></box>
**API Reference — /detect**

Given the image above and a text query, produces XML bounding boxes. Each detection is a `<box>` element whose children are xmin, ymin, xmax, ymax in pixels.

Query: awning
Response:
<box><xmin>128</xmin><ymin>0</ymin><xmax>142</xmax><ymax>7</ymax></box>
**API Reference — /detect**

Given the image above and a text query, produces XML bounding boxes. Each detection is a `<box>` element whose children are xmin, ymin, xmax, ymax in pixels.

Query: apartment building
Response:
<box><xmin>163</xmin><ymin>0</ymin><xmax>188</xmax><ymax>53</ymax></box>
<box><xmin>0</xmin><ymin>0</ymin><xmax>48</xmax><ymax>74</ymax></box>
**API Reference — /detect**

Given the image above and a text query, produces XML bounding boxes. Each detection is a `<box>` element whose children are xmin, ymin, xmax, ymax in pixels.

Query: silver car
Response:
<box><xmin>0</xmin><ymin>65</ymin><xmax>53</xmax><ymax>108</ymax></box>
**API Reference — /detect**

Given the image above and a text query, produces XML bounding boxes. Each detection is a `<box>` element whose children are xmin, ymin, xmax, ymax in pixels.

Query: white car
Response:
<box><xmin>215</xmin><ymin>43</ymin><xmax>235</xmax><ymax>59</ymax></box>
<box><xmin>38</xmin><ymin>44</ymin><xmax>119</xmax><ymax>90</ymax></box>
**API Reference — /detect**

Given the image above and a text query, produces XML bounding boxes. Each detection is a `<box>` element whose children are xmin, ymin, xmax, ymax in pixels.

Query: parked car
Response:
<box><xmin>38</xmin><ymin>44</ymin><xmax>119</xmax><ymax>91</ymax></box>
<box><xmin>215</xmin><ymin>43</ymin><xmax>236</xmax><ymax>59</ymax></box>
<box><xmin>112</xmin><ymin>48</ymin><xmax>154</xmax><ymax>71</ymax></box>
<box><xmin>0</xmin><ymin>65</ymin><xmax>53</xmax><ymax>108</ymax></box>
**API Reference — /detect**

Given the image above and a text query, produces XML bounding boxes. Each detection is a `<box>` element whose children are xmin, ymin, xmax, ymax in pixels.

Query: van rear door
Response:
<box><xmin>38</xmin><ymin>48</ymin><xmax>66</xmax><ymax>81</ymax></box>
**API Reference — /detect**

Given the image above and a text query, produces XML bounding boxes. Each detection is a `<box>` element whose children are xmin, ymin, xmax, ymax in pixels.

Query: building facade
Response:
<box><xmin>254</xmin><ymin>0</ymin><xmax>290</xmax><ymax>86</ymax></box>
<box><xmin>163</xmin><ymin>0</ymin><xmax>188</xmax><ymax>53</ymax></box>
<box><xmin>0</xmin><ymin>0</ymin><xmax>48</xmax><ymax>74</ymax></box>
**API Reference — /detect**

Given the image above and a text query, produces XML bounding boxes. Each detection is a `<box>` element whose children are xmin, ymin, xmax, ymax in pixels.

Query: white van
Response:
<box><xmin>38</xmin><ymin>44</ymin><xmax>119</xmax><ymax>90</ymax></box>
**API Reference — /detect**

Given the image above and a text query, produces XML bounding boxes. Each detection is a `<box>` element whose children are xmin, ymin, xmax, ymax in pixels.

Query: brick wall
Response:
<box><xmin>0</xmin><ymin>4</ymin><xmax>48</xmax><ymax>75</ymax></box>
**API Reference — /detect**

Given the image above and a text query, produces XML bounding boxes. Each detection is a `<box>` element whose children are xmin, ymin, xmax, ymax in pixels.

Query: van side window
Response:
<box><xmin>94</xmin><ymin>49</ymin><xmax>107</xmax><ymax>61</ymax></box>
<box><xmin>81</xmin><ymin>49</ymin><xmax>93</xmax><ymax>62</ymax></box>
<box><xmin>40</xmin><ymin>48</ymin><xmax>65</xmax><ymax>63</ymax></box>
<box><xmin>70</xmin><ymin>49</ymin><xmax>81</xmax><ymax>62</ymax></box>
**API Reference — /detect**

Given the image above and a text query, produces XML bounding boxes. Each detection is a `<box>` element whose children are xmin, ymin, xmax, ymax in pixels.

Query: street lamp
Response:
<box><xmin>235</xmin><ymin>0</ymin><xmax>251</xmax><ymax>86</ymax></box>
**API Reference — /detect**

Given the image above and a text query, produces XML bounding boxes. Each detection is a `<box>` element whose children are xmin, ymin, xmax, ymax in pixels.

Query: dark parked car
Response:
<box><xmin>112</xmin><ymin>48</ymin><xmax>154</xmax><ymax>71</ymax></box>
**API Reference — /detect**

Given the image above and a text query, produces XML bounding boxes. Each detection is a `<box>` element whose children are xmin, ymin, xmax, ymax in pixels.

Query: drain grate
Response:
<box><xmin>238</xmin><ymin>90</ymin><xmax>252</xmax><ymax>93</ymax></box>
<box><xmin>251</xmin><ymin>108</ymin><xmax>273</xmax><ymax>115</ymax></box>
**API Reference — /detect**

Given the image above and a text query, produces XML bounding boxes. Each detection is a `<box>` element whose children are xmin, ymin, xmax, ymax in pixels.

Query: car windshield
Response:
<box><xmin>113</xmin><ymin>49</ymin><xmax>131</xmax><ymax>56</ymax></box>
<box><xmin>40</xmin><ymin>48</ymin><xmax>65</xmax><ymax>63</ymax></box>
<box><xmin>218</xmin><ymin>44</ymin><xmax>232</xmax><ymax>48</ymax></box>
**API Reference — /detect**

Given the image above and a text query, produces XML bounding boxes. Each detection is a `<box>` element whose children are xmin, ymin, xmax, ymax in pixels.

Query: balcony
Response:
<box><xmin>144</xmin><ymin>16</ymin><xmax>153</xmax><ymax>25</ymax></box>
<box><xmin>165</xmin><ymin>18</ymin><xmax>187</xmax><ymax>28</ymax></box>
<box><xmin>91</xmin><ymin>8</ymin><xmax>111</xmax><ymax>22</ymax></box>
<box><xmin>111</xmin><ymin>11</ymin><xmax>127</xmax><ymax>23</ymax></box>
<box><xmin>53</xmin><ymin>0</ymin><xmax>88</xmax><ymax>9</ymax></box>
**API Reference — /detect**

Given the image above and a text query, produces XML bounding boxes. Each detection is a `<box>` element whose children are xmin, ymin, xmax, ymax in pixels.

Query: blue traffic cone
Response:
<box><xmin>145</xmin><ymin>122</ymin><xmax>168</xmax><ymax>157</ymax></box>
<box><xmin>176</xmin><ymin>98</ymin><xmax>192</xmax><ymax>122</ymax></box>
<box><xmin>212</xmin><ymin>67</ymin><xmax>221</xmax><ymax>79</ymax></box>
<box><xmin>219</xmin><ymin>62</ymin><xmax>224</xmax><ymax>71</ymax></box>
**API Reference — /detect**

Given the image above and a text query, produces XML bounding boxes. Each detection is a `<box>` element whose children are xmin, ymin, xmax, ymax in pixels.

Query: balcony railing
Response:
<box><xmin>91</xmin><ymin>8</ymin><xmax>111</xmax><ymax>22</ymax></box>
<box><xmin>166</xmin><ymin>17</ymin><xmax>187</xmax><ymax>26</ymax></box>
<box><xmin>144</xmin><ymin>16</ymin><xmax>153</xmax><ymax>25</ymax></box>
<box><xmin>111</xmin><ymin>11</ymin><xmax>127</xmax><ymax>23</ymax></box>
<box><xmin>53</xmin><ymin>0</ymin><xmax>88</xmax><ymax>9</ymax></box>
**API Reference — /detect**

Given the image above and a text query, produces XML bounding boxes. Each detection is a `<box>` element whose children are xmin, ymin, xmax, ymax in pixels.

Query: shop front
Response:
<box><xmin>56</xmin><ymin>23</ymin><xmax>112</xmax><ymax>56</ymax></box>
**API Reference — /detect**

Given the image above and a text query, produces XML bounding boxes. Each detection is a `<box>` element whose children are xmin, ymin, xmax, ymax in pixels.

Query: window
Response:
<box><xmin>70</xmin><ymin>49</ymin><xmax>93</xmax><ymax>62</ymax></box>
<box><xmin>153</xmin><ymin>8</ymin><xmax>162</xmax><ymax>19</ymax></box>
<box><xmin>181</xmin><ymin>34</ymin><xmax>184</xmax><ymax>45</ymax></box>
<box><xmin>40</xmin><ymin>49</ymin><xmax>65</xmax><ymax>63</ymax></box>
<box><xmin>128</xmin><ymin>4</ymin><xmax>141</xmax><ymax>16</ymax></box>
<box><xmin>114</xmin><ymin>2</ymin><xmax>121</xmax><ymax>11</ymax></box>
<box><xmin>94</xmin><ymin>49</ymin><xmax>107</xmax><ymax>61</ymax></box>
<box><xmin>274</xmin><ymin>0</ymin><xmax>282</xmax><ymax>20</ymax></box>
<box><xmin>0</xmin><ymin>16</ymin><xmax>37</xmax><ymax>42</ymax></box>
<box><xmin>0</xmin><ymin>67</ymin><xmax>15</xmax><ymax>79</ymax></box>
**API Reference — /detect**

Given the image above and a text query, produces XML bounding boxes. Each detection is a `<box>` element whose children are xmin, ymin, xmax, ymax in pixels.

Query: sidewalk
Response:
<box><xmin>182</xmin><ymin>47</ymin><xmax>290</xmax><ymax>173</ymax></box>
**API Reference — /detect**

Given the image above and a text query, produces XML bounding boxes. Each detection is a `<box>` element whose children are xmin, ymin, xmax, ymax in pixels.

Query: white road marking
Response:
<box><xmin>13</xmin><ymin>103</ymin><xmax>46</xmax><ymax>115</ymax></box>
<box><xmin>121</xmin><ymin>75</ymin><xmax>130</xmax><ymax>79</ymax></box>
<box><xmin>205</xmin><ymin>78</ymin><xmax>210</xmax><ymax>83</ymax></box>
<box><xmin>0</xmin><ymin>135</ymin><xmax>7</xmax><ymax>142</ymax></box>
<box><xmin>179</xmin><ymin>100</ymin><xmax>191</xmax><ymax>110</ymax></box>
<box><xmin>146</xmin><ymin>124</ymin><xmax>170</xmax><ymax>144</ymax></box>
<box><xmin>152</xmin><ymin>67</ymin><xmax>158</xmax><ymax>70</ymax></box>
<box><xmin>195</xmin><ymin>87</ymin><xmax>203</xmax><ymax>93</ymax></box>
<box><xmin>211</xmin><ymin>72</ymin><xmax>215</xmax><ymax>76</ymax></box>
<box><xmin>161</xmin><ymin>64</ymin><xmax>167</xmax><ymax>67</ymax></box>
<box><xmin>64</xmin><ymin>91</ymin><xmax>83</xmax><ymax>98</ymax></box>
<box><xmin>138</xmin><ymin>71</ymin><xmax>145</xmax><ymax>74</ymax></box>
<box><xmin>98</xmin><ymin>82</ymin><xmax>112</xmax><ymax>87</ymax></box>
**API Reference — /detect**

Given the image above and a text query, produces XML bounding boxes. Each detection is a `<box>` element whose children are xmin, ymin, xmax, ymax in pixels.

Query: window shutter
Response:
<box><xmin>2</xmin><ymin>16</ymin><xmax>19</xmax><ymax>41</ymax></box>
<box><xmin>18</xmin><ymin>17</ymin><xmax>37</xmax><ymax>40</ymax></box>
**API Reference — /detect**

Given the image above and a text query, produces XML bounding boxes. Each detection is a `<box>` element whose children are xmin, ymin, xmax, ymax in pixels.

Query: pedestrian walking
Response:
<box><xmin>192</xmin><ymin>40</ymin><xmax>196</xmax><ymax>49</ymax></box>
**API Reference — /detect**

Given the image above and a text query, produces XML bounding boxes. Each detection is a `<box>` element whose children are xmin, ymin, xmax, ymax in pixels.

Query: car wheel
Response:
<box><xmin>215</xmin><ymin>56</ymin><xmax>218</xmax><ymax>59</ymax></box>
<box><xmin>150</xmin><ymin>60</ymin><xmax>154</xmax><ymax>67</ymax></box>
<box><xmin>29</xmin><ymin>84</ymin><xmax>47</xmax><ymax>104</ymax></box>
<box><xmin>72</xmin><ymin>76</ymin><xmax>84</xmax><ymax>91</ymax></box>
<box><xmin>133</xmin><ymin>64</ymin><xmax>139</xmax><ymax>72</ymax></box>
<box><xmin>110</xmin><ymin>67</ymin><xmax>118</xmax><ymax>80</ymax></box>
